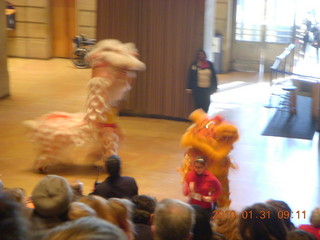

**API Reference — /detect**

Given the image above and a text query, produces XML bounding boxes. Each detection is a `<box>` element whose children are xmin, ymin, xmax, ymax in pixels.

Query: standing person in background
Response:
<box><xmin>186</xmin><ymin>49</ymin><xmax>218</xmax><ymax>113</ymax></box>
<box><xmin>302</xmin><ymin>18</ymin><xmax>312</xmax><ymax>56</ymax></box>
<box><xmin>311</xmin><ymin>25</ymin><xmax>320</xmax><ymax>63</ymax></box>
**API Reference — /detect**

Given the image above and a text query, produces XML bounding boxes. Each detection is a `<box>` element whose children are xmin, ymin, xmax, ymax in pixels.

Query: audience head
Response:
<box><xmin>266</xmin><ymin>199</ymin><xmax>295</xmax><ymax>230</ymax></box>
<box><xmin>132</xmin><ymin>194</ymin><xmax>157</xmax><ymax>225</ymax></box>
<box><xmin>43</xmin><ymin>216</ymin><xmax>127</xmax><ymax>240</ymax></box>
<box><xmin>0</xmin><ymin>192</ymin><xmax>29</xmax><ymax>240</ymax></box>
<box><xmin>153</xmin><ymin>198</ymin><xmax>195</xmax><ymax>240</ymax></box>
<box><xmin>105</xmin><ymin>155</ymin><xmax>121</xmax><ymax>177</ymax></box>
<box><xmin>31</xmin><ymin>175</ymin><xmax>74</xmax><ymax>217</ymax></box>
<box><xmin>286</xmin><ymin>229</ymin><xmax>317</xmax><ymax>240</ymax></box>
<box><xmin>310</xmin><ymin>207</ymin><xmax>320</xmax><ymax>228</ymax></box>
<box><xmin>107</xmin><ymin>198</ymin><xmax>134</xmax><ymax>239</ymax></box>
<box><xmin>214</xmin><ymin>208</ymin><xmax>242</xmax><ymax>240</ymax></box>
<box><xmin>68</xmin><ymin>202</ymin><xmax>97</xmax><ymax>220</ymax></box>
<box><xmin>79</xmin><ymin>196</ymin><xmax>134</xmax><ymax>239</ymax></box>
<box><xmin>239</xmin><ymin>202</ymin><xmax>287</xmax><ymax>240</ymax></box>
<box><xmin>70</xmin><ymin>180</ymin><xmax>84</xmax><ymax>200</ymax></box>
<box><xmin>191</xmin><ymin>205</ymin><xmax>213</xmax><ymax>240</ymax></box>
<box><xmin>78</xmin><ymin>195</ymin><xmax>109</xmax><ymax>220</ymax></box>
<box><xmin>4</xmin><ymin>187</ymin><xmax>27</xmax><ymax>205</ymax></box>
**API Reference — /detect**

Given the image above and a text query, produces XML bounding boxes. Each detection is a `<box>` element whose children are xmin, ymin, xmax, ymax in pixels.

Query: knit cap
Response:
<box><xmin>32</xmin><ymin>175</ymin><xmax>73</xmax><ymax>217</ymax></box>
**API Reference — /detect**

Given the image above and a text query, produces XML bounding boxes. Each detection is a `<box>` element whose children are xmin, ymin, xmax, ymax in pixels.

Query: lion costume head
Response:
<box><xmin>181</xmin><ymin>109</ymin><xmax>239</xmax><ymax>162</ymax></box>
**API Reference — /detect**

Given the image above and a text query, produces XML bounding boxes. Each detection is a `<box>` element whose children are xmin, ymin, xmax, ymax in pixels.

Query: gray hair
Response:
<box><xmin>43</xmin><ymin>217</ymin><xmax>127</xmax><ymax>240</ymax></box>
<box><xmin>310</xmin><ymin>207</ymin><xmax>320</xmax><ymax>228</ymax></box>
<box><xmin>154</xmin><ymin>199</ymin><xmax>195</xmax><ymax>240</ymax></box>
<box><xmin>68</xmin><ymin>202</ymin><xmax>97</xmax><ymax>220</ymax></box>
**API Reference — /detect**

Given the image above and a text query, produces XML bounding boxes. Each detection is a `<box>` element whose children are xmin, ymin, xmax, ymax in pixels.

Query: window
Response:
<box><xmin>265</xmin><ymin>0</ymin><xmax>295</xmax><ymax>43</ymax></box>
<box><xmin>236</xmin><ymin>0</ymin><xmax>295</xmax><ymax>43</ymax></box>
<box><xmin>235</xmin><ymin>0</ymin><xmax>264</xmax><ymax>42</ymax></box>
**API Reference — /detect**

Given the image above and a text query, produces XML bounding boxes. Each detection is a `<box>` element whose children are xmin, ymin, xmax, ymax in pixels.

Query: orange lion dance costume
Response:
<box><xmin>180</xmin><ymin>109</ymin><xmax>239</xmax><ymax>207</ymax></box>
<box><xmin>24</xmin><ymin>39</ymin><xmax>146</xmax><ymax>172</ymax></box>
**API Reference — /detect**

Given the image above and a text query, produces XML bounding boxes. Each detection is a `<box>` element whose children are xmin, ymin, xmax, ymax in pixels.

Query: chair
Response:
<box><xmin>266</xmin><ymin>81</ymin><xmax>297</xmax><ymax>114</ymax></box>
<box><xmin>277</xmin><ymin>85</ymin><xmax>297</xmax><ymax>114</ymax></box>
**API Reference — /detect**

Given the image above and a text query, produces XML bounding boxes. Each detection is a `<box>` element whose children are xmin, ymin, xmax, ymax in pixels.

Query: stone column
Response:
<box><xmin>203</xmin><ymin>0</ymin><xmax>215</xmax><ymax>62</ymax></box>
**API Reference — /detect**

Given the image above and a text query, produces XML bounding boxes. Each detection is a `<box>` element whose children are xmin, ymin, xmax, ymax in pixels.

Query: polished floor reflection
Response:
<box><xmin>0</xmin><ymin>58</ymin><xmax>319</xmax><ymax>227</ymax></box>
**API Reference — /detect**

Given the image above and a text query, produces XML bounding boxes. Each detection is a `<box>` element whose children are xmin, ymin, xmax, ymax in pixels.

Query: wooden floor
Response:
<box><xmin>0</xmin><ymin>58</ymin><xmax>319</xmax><ymax>226</ymax></box>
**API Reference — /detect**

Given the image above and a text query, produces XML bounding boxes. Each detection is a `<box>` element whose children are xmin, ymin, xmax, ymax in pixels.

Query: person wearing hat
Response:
<box><xmin>183</xmin><ymin>156</ymin><xmax>222</xmax><ymax>214</ymax></box>
<box><xmin>90</xmin><ymin>155</ymin><xmax>138</xmax><ymax>200</ymax></box>
<box><xmin>29</xmin><ymin>175</ymin><xmax>74</xmax><ymax>239</ymax></box>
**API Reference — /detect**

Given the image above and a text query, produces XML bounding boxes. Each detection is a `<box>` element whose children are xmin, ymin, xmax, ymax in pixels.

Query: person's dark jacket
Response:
<box><xmin>188</xmin><ymin>60</ymin><xmax>218</xmax><ymax>93</ymax></box>
<box><xmin>90</xmin><ymin>176</ymin><xmax>138</xmax><ymax>199</ymax></box>
<box><xmin>134</xmin><ymin>223</ymin><xmax>153</xmax><ymax>240</ymax></box>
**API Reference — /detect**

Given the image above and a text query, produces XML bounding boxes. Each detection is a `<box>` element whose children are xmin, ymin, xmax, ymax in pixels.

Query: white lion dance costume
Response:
<box><xmin>24</xmin><ymin>39</ymin><xmax>146</xmax><ymax>172</ymax></box>
<box><xmin>180</xmin><ymin>109</ymin><xmax>239</xmax><ymax>207</ymax></box>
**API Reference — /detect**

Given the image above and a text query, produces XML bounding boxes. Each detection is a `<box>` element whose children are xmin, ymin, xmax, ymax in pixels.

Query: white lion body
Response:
<box><xmin>24</xmin><ymin>39</ymin><xmax>145</xmax><ymax>172</ymax></box>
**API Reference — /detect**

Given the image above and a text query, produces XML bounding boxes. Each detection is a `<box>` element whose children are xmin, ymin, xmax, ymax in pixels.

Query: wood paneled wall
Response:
<box><xmin>51</xmin><ymin>0</ymin><xmax>76</xmax><ymax>58</ymax></box>
<box><xmin>7</xmin><ymin>0</ymin><xmax>51</xmax><ymax>59</ymax></box>
<box><xmin>76</xmin><ymin>0</ymin><xmax>97</xmax><ymax>39</ymax></box>
<box><xmin>97</xmin><ymin>0</ymin><xmax>205</xmax><ymax>119</ymax></box>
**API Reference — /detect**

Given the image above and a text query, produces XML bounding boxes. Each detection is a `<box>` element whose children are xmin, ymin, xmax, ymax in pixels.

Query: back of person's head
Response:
<box><xmin>239</xmin><ymin>203</ymin><xmax>287</xmax><ymax>240</ymax></box>
<box><xmin>286</xmin><ymin>229</ymin><xmax>317</xmax><ymax>240</ymax></box>
<box><xmin>4</xmin><ymin>187</ymin><xmax>27</xmax><ymax>205</ymax></box>
<box><xmin>132</xmin><ymin>194</ymin><xmax>157</xmax><ymax>225</ymax></box>
<box><xmin>310</xmin><ymin>207</ymin><xmax>320</xmax><ymax>228</ymax></box>
<box><xmin>105</xmin><ymin>155</ymin><xmax>121</xmax><ymax>177</ymax></box>
<box><xmin>106</xmin><ymin>198</ymin><xmax>134</xmax><ymax>240</ymax></box>
<box><xmin>266</xmin><ymin>199</ymin><xmax>295</xmax><ymax>230</ymax></box>
<box><xmin>68</xmin><ymin>202</ymin><xmax>97</xmax><ymax>220</ymax></box>
<box><xmin>78</xmin><ymin>195</ymin><xmax>109</xmax><ymax>220</ymax></box>
<box><xmin>191</xmin><ymin>205</ymin><xmax>213</xmax><ymax>240</ymax></box>
<box><xmin>214</xmin><ymin>208</ymin><xmax>242</xmax><ymax>240</ymax></box>
<box><xmin>31</xmin><ymin>175</ymin><xmax>74</xmax><ymax>217</ymax></box>
<box><xmin>70</xmin><ymin>180</ymin><xmax>84</xmax><ymax>200</ymax></box>
<box><xmin>43</xmin><ymin>216</ymin><xmax>127</xmax><ymax>240</ymax></box>
<box><xmin>153</xmin><ymin>198</ymin><xmax>195</xmax><ymax>240</ymax></box>
<box><xmin>0</xmin><ymin>193</ymin><xmax>29</xmax><ymax>240</ymax></box>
